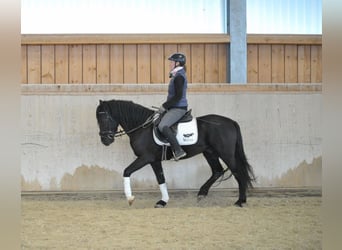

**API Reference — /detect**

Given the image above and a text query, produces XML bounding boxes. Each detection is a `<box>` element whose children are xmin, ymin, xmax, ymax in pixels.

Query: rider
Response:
<box><xmin>157</xmin><ymin>53</ymin><xmax>188</xmax><ymax>161</ymax></box>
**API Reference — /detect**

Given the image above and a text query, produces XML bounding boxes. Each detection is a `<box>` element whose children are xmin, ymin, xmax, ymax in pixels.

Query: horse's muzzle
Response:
<box><xmin>100</xmin><ymin>133</ymin><xmax>115</xmax><ymax>146</ymax></box>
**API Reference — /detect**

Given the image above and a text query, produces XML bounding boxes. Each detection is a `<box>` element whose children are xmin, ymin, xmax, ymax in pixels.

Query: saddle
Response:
<box><xmin>153</xmin><ymin>109</ymin><xmax>198</xmax><ymax>146</ymax></box>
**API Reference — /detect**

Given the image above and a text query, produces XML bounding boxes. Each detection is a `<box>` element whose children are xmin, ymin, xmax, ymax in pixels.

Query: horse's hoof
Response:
<box><xmin>197</xmin><ymin>195</ymin><xmax>206</xmax><ymax>202</ymax></box>
<box><xmin>234</xmin><ymin>201</ymin><xmax>243</xmax><ymax>207</ymax></box>
<box><xmin>154</xmin><ymin>200</ymin><xmax>167</xmax><ymax>208</ymax></box>
<box><xmin>234</xmin><ymin>199</ymin><xmax>246</xmax><ymax>207</ymax></box>
<box><xmin>127</xmin><ymin>196</ymin><xmax>135</xmax><ymax>206</ymax></box>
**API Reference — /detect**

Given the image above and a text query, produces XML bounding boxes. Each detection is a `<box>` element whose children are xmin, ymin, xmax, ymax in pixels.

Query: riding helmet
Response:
<box><xmin>168</xmin><ymin>53</ymin><xmax>186</xmax><ymax>66</ymax></box>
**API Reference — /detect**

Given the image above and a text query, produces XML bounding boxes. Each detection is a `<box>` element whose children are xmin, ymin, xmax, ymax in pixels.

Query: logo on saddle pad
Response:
<box><xmin>153</xmin><ymin>118</ymin><xmax>198</xmax><ymax>146</ymax></box>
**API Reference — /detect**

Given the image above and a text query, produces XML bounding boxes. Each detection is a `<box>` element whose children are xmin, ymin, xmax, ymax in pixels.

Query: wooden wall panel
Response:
<box><xmin>285</xmin><ymin>45</ymin><xmax>298</xmax><ymax>83</ymax></box>
<box><xmin>205</xmin><ymin>44</ymin><xmax>219</xmax><ymax>83</ymax></box>
<box><xmin>69</xmin><ymin>45</ymin><xmax>83</xmax><ymax>83</ymax></box>
<box><xmin>123</xmin><ymin>45</ymin><xmax>137</xmax><ymax>83</ymax></box>
<box><xmin>151</xmin><ymin>44</ymin><xmax>164</xmax><ymax>83</ymax></box>
<box><xmin>110</xmin><ymin>45</ymin><xmax>124</xmax><ymax>83</ymax></box>
<box><xmin>21</xmin><ymin>35</ymin><xmax>321</xmax><ymax>85</ymax></box>
<box><xmin>218</xmin><ymin>44</ymin><xmax>227</xmax><ymax>83</ymax></box>
<box><xmin>55</xmin><ymin>45</ymin><xmax>69</xmax><ymax>84</ymax></box>
<box><xmin>191</xmin><ymin>44</ymin><xmax>205</xmax><ymax>83</ymax></box>
<box><xmin>247</xmin><ymin>44</ymin><xmax>258</xmax><ymax>83</ymax></box>
<box><xmin>21</xmin><ymin>45</ymin><xmax>27</xmax><ymax>84</ymax></box>
<box><xmin>97</xmin><ymin>45</ymin><xmax>110</xmax><ymax>83</ymax></box>
<box><xmin>27</xmin><ymin>45</ymin><xmax>41</xmax><ymax>83</ymax></box>
<box><xmin>137</xmin><ymin>45</ymin><xmax>151</xmax><ymax>83</ymax></box>
<box><xmin>41</xmin><ymin>45</ymin><xmax>55</xmax><ymax>84</ymax></box>
<box><xmin>298</xmin><ymin>45</ymin><xmax>311</xmax><ymax>83</ymax></box>
<box><xmin>271</xmin><ymin>45</ymin><xmax>285</xmax><ymax>83</ymax></box>
<box><xmin>83</xmin><ymin>45</ymin><xmax>96</xmax><ymax>83</ymax></box>
<box><xmin>310</xmin><ymin>45</ymin><xmax>322</xmax><ymax>83</ymax></box>
<box><xmin>258</xmin><ymin>45</ymin><xmax>272</xmax><ymax>83</ymax></box>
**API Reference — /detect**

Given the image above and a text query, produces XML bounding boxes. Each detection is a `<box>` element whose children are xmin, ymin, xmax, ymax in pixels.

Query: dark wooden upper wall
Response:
<box><xmin>21</xmin><ymin>34</ymin><xmax>321</xmax><ymax>84</ymax></box>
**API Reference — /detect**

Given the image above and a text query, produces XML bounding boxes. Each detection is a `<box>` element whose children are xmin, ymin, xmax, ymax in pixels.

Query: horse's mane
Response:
<box><xmin>106</xmin><ymin>99</ymin><xmax>154</xmax><ymax>129</ymax></box>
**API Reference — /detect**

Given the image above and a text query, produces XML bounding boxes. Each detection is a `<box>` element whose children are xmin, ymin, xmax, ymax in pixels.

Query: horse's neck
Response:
<box><xmin>114</xmin><ymin>101</ymin><xmax>148</xmax><ymax>132</ymax></box>
<box><xmin>114</xmin><ymin>111</ymin><xmax>131</xmax><ymax>132</ymax></box>
<box><xmin>118</xmin><ymin>117</ymin><xmax>133</xmax><ymax>132</ymax></box>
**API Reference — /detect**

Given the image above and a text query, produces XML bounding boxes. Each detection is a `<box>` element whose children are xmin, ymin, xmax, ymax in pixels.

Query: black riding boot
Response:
<box><xmin>161</xmin><ymin>127</ymin><xmax>187</xmax><ymax>161</ymax></box>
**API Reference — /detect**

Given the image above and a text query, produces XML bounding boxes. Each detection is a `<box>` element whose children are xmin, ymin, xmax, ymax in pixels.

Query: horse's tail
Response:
<box><xmin>233</xmin><ymin>121</ymin><xmax>256</xmax><ymax>188</ymax></box>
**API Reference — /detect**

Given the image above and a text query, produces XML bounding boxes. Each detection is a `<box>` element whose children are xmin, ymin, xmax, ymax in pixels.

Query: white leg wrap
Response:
<box><xmin>159</xmin><ymin>183</ymin><xmax>169</xmax><ymax>202</ymax></box>
<box><xmin>124</xmin><ymin>177</ymin><xmax>132</xmax><ymax>198</ymax></box>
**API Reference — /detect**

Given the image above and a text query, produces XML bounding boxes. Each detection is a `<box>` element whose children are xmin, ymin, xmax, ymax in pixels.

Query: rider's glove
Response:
<box><xmin>157</xmin><ymin>105</ymin><xmax>166</xmax><ymax>114</ymax></box>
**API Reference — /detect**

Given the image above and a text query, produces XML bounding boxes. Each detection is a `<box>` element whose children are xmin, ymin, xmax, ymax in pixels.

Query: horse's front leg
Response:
<box><xmin>123</xmin><ymin>156</ymin><xmax>150</xmax><ymax>206</ymax></box>
<box><xmin>151</xmin><ymin>161</ymin><xmax>169</xmax><ymax>208</ymax></box>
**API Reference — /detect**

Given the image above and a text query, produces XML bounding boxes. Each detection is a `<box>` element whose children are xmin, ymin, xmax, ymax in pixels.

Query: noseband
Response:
<box><xmin>98</xmin><ymin>111</ymin><xmax>116</xmax><ymax>139</ymax></box>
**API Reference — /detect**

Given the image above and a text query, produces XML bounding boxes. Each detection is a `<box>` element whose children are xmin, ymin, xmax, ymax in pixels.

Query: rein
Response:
<box><xmin>114</xmin><ymin>112</ymin><xmax>159</xmax><ymax>137</ymax></box>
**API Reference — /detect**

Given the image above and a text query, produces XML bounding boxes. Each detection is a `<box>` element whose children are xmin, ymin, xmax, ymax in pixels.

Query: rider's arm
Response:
<box><xmin>162</xmin><ymin>75</ymin><xmax>185</xmax><ymax>109</ymax></box>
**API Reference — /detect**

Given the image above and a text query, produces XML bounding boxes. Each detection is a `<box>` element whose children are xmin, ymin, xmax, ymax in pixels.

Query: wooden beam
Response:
<box><xmin>21</xmin><ymin>83</ymin><xmax>322</xmax><ymax>95</ymax></box>
<box><xmin>21</xmin><ymin>34</ymin><xmax>230</xmax><ymax>45</ymax></box>
<box><xmin>247</xmin><ymin>34</ymin><xmax>322</xmax><ymax>45</ymax></box>
<box><xmin>22</xmin><ymin>34</ymin><xmax>322</xmax><ymax>45</ymax></box>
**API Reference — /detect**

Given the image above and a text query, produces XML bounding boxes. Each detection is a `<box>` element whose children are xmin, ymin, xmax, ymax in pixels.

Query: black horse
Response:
<box><xmin>96</xmin><ymin>99</ymin><xmax>255</xmax><ymax>207</ymax></box>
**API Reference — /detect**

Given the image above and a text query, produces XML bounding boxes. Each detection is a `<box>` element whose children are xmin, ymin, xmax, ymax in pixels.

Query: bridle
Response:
<box><xmin>98</xmin><ymin>110</ymin><xmax>159</xmax><ymax>139</ymax></box>
<box><xmin>98</xmin><ymin>111</ymin><xmax>116</xmax><ymax>140</ymax></box>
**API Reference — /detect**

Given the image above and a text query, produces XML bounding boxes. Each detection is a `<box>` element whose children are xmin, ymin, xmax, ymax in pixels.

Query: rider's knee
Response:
<box><xmin>158</xmin><ymin>124</ymin><xmax>167</xmax><ymax>133</ymax></box>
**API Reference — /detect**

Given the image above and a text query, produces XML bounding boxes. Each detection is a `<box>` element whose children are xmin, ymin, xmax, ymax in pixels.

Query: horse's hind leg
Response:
<box><xmin>219</xmin><ymin>155</ymin><xmax>247</xmax><ymax>207</ymax></box>
<box><xmin>198</xmin><ymin>150</ymin><xmax>225</xmax><ymax>200</ymax></box>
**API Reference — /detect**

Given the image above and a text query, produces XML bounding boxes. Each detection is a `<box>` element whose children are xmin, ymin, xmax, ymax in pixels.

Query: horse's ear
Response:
<box><xmin>99</xmin><ymin>100</ymin><xmax>103</xmax><ymax>105</ymax></box>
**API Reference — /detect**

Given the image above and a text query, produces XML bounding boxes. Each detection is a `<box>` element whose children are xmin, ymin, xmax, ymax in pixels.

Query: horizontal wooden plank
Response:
<box><xmin>21</xmin><ymin>34</ymin><xmax>230</xmax><ymax>45</ymax></box>
<box><xmin>247</xmin><ymin>34</ymin><xmax>322</xmax><ymax>45</ymax></box>
<box><xmin>22</xmin><ymin>34</ymin><xmax>322</xmax><ymax>45</ymax></box>
<box><xmin>21</xmin><ymin>83</ymin><xmax>322</xmax><ymax>95</ymax></box>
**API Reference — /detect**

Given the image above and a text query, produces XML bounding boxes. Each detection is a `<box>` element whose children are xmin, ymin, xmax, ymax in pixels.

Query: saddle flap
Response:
<box><xmin>153</xmin><ymin>118</ymin><xmax>198</xmax><ymax>146</ymax></box>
